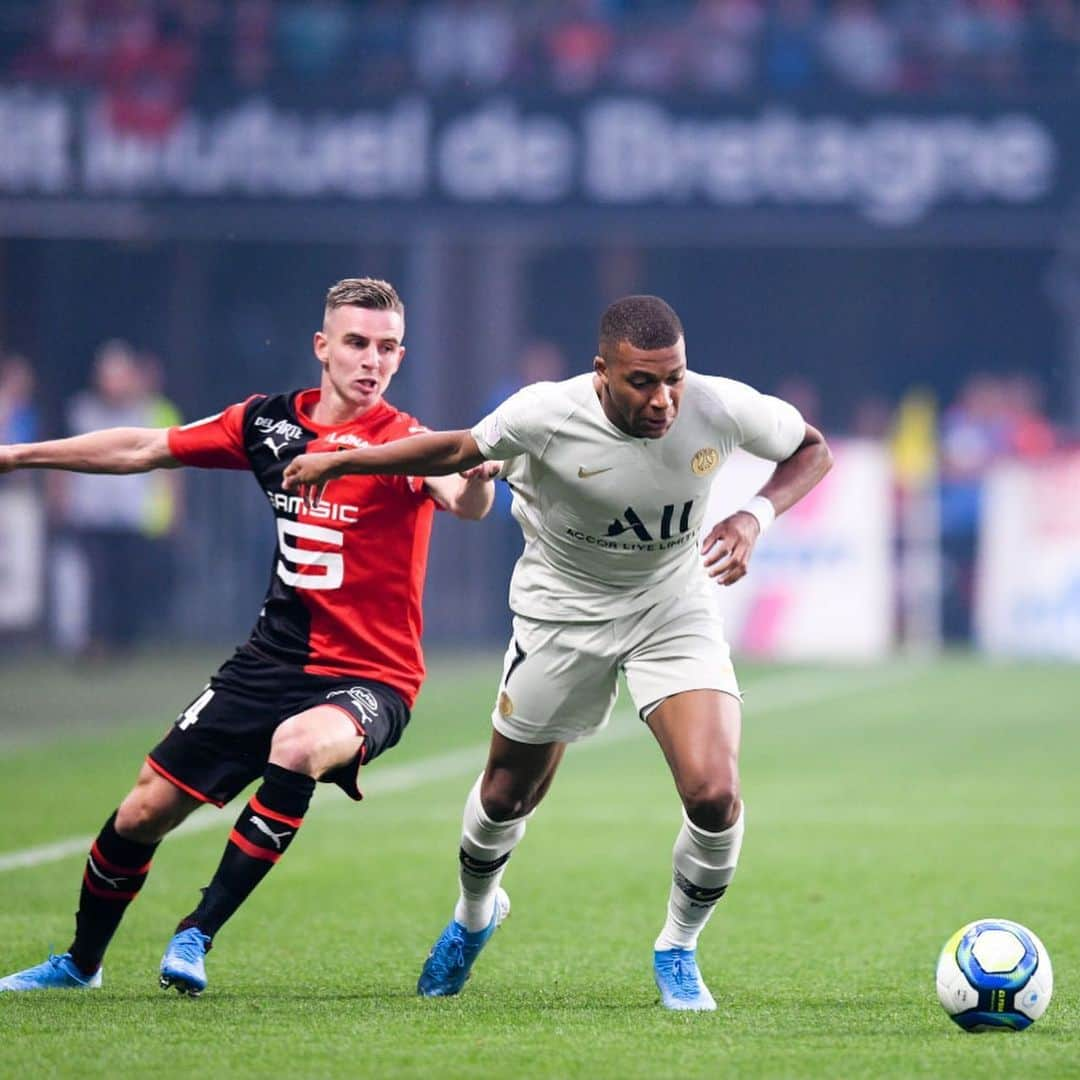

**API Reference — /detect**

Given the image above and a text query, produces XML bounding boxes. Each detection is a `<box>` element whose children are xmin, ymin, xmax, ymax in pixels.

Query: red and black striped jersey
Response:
<box><xmin>168</xmin><ymin>389</ymin><xmax>436</xmax><ymax>707</ymax></box>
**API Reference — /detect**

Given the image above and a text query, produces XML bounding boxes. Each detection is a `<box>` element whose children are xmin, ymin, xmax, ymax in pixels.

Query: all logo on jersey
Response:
<box><xmin>607</xmin><ymin>502</ymin><xmax>694</xmax><ymax>542</ymax></box>
<box><xmin>691</xmin><ymin>447</ymin><xmax>719</xmax><ymax>476</ymax></box>
<box><xmin>566</xmin><ymin>501</ymin><xmax>697</xmax><ymax>552</ymax></box>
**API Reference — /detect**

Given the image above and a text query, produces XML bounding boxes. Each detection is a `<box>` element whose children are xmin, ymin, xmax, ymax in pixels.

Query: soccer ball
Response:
<box><xmin>936</xmin><ymin>918</ymin><xmax>1053</xmax><ymax>1031</ymax></box>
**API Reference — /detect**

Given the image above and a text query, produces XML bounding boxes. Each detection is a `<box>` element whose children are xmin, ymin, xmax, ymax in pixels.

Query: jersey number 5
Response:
<box><xmin>276</xmin><ymin>519</ymin><xmax>345</xmax><ymax>591</ymax></box>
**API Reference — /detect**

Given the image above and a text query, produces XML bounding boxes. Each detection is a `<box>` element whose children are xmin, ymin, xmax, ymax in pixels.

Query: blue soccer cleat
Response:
<box><xmin>654</xmin><ymin>948</ymin><xmax>717</xmax><ymax>1011</ymax></box>
<box><xmin>0</xmin><ymin>952</ymin><xmax>102</xmax><ymax>992</ymax></box>
<box><xmin>417</xmin><ymin>888</ymin><xmax>510</xmax><ymax>997</ymax></box>
<box><xmin>159</xmin><ymin>927</ymin><xmax>211</xmax><ymax>997</ymax></box>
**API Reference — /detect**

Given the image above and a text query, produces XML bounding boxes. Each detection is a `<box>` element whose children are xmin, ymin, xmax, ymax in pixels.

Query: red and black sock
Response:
<box><xmin>181</xmin><ymin>765</ymin><xmax>315</xmax><ymax>939</ymax></box>
<box><xmin>68</xmin><ymin>811</ymin><xmax>159</xmax><ymax>975</ymax></box>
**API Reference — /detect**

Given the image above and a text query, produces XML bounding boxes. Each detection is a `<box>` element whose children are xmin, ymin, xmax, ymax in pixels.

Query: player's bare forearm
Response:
<box><xmin>350</xmin><ymin>429</ymin><xmax>483</xmax><ymax>476</ymax></box>
<box><xmin>283</xmin><ymin>430</ymin><xmax>485</xmax><ymax>493</ymax></box>
<box><xmin>755</xmin><ymin>425</ymin><xmax>832</xmax><ymax>516</ymax></box>
<box><xmin>0</xmin><ymin>428</ymin><xmax>178</xmax><ymax>475</ymax></box>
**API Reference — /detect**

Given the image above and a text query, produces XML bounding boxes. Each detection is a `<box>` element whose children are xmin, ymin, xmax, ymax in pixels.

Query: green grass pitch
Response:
<box><xmin>0</xmin><ymin>651</ymin><xmax>1077</xmax><ymax>1078</ymax></box>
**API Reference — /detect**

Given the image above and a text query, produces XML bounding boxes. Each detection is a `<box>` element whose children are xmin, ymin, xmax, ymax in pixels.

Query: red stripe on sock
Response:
<box><xmin>90</xmin><ymin>841</ymin><xmax>151</xmax><ymax>878</ymax></box>
<box><xmin>82</xmin><ymin>868</ymin><xmax>139</xmax><ymax>901</ymax></box>
<box><xmin>249</xmin><ymin>795</ymin><xmax>304</xmax><ymax>829</ymax></box>
<box><xmin>228</xmin><ymin>828</ymin><xmax>282</xmax><ymax>863</ymax></box>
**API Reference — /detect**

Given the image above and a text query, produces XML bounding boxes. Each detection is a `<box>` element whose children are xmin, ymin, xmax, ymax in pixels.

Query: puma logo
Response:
<box><xmin>263</xmin><ymin>436</ymin><xmax>289</xmax><ymax>460</ymax></box>
<box><xmin>87</xmin><ymin>855</ymin><xmax>125</xmax><ymax>889</ymax></box>
<box><xmin>249</xmin><ymin>815</ymin><xmax>292</xmax><ymax>850</ymax></box>
<box><xmin>577</xmin><ymin>465</ymin><xmax>614</xmax><ymax>479</ymax></box>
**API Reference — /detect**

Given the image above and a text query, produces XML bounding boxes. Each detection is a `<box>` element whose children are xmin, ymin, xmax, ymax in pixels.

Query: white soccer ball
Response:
<box><xmin>936</xmin><ymin>918</ymin><xmax>1053</xmax><ymax>1031</ymax></box>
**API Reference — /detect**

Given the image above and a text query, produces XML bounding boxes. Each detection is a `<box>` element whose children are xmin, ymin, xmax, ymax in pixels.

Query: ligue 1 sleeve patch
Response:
<box><xmin>480</xmin><ymin>413</ymin><xmax>502</xmax><ymax>449</ymax></box>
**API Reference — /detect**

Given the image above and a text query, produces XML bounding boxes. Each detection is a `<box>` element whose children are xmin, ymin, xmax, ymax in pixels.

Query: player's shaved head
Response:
<box><xmin>324</xmin><ymin>278</ymin><xmax>404</xmax><ymax>328</ymax></box>
<box><xmin>598</xmin><ymin>295</ymin><xmax>683</xmax><ymax>360</ymax></box>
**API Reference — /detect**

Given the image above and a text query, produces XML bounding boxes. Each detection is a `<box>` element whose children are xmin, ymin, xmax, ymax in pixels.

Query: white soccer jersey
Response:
<box><xmin>471</xmin><ymin>371</ymin><xmax>805</xmax><ymax>621</ymax></box>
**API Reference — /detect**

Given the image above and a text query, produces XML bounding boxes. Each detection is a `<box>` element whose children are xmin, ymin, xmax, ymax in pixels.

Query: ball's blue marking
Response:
<box><xmin>952</xmin><ymin>1009</ymin><xmax>1032</xmax><ymax>1032</ymax></box>
<box><xmin>955</xmin><ymin>921</ymin><xmax>1039</xmax><ymax>993</ymax></box>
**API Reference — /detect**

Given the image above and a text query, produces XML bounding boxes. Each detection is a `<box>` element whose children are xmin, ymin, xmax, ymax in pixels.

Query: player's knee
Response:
<box><xmin>479</xmin><ymin>774</ymin><xmax>536</xmax><ymax>822</ymax></box>
<box><xmin>269</xmin><ymin>727</ymin><xmax>318</xmax><ymax>776</ymax></box>
<box><xmin>269</xmin><ymin>718</ymin><xmax>343</xmax><ymax>777</ymax></box>
<box><xmin>115</xmin><ymin>790</ymin><xmax>177</xmax><ymax>843</ymax></box>
<box><xmin>680</xmin><ymin>774</ymin><xmax>740</xmax><ymax>832</ymax></box>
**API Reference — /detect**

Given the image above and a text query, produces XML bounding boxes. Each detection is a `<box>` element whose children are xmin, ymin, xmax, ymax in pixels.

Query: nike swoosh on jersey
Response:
<box><xmin>577</xmin><ymin>465</ymin><xmax>614</xmax><ymax>479</ymax></box>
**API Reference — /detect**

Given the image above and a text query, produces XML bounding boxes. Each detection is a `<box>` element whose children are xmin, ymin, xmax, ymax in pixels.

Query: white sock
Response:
<box><xmin>453</xmin><ymin>775</ymin><xmax>528</xmax><ymax>932</ymax></box>
<box><xmin>654</xmin><ymin>805</ymin><xmax>745</xmax><ymax>952</ymax></box>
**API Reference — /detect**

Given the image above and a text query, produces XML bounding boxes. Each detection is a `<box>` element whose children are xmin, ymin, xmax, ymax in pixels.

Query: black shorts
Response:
<box><xmin>147</xmin><ymin>647</ymin><xmax>410</xmax><ymax>807</ymax></box>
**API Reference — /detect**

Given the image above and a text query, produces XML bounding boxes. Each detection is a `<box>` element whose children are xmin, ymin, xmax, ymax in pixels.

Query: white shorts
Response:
<box><xmin>491</xmin><ymin>587</ymin><xmax>741</xmax><ymax>745</ymax></box>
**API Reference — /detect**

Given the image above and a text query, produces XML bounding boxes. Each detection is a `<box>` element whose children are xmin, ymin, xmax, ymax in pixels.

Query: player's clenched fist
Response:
<box><xmin>700</xmin><ymin>511</ymin><xmax>761</xmax><ymax>586</ymax></box>
<box><xmin>460</xmin><ymin>461</ymin><xmax>502</xmax><ymax>482</ymax></box>
<box><xmin>0</xmin><ymin>445</ymin><xmax>18</xmax><ymax>474</ymax></box>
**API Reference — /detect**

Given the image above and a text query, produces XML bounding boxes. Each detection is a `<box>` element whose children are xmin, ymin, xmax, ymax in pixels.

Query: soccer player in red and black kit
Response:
<box><xmin>0</xmin><ymin>278</ymin><xmax>498</xmax><ymax>996</ymax></box>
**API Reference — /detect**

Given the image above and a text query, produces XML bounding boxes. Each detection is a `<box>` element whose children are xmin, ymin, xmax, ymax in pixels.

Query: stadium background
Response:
<box><xmin>1</xmin><ymin>0</ymin><xmax>1079</xmax><ymax>654</ymax></box>
<box><xmin>0</xmin><ymin>4</ymin><xmax>1078</xmax><ymax>1077</ymax></box>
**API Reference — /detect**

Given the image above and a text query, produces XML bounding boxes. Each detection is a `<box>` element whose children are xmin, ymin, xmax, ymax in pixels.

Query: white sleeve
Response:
<box><xmin>716</xmin><ymin>378</ymin><xmax>806</xmax><ymax>462</ymax></box>
<box><xmin>471</xmin><ymin>384</ymin><xmax>558</xmax><ymax>461</ymax></box>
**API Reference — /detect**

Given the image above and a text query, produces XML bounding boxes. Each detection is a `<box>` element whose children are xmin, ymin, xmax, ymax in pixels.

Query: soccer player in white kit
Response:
<box><xmin>284</xmin><ymin>295</ymin><xmax>832</xmax><ymax>1010</ymax></box>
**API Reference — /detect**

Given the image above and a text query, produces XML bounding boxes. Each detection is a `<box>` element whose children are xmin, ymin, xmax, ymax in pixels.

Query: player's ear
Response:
<box><xmin>593</xmin><ymin>353</ymin><xmax>607</xmax><ymax>381</ymax></box>
<box><xmin>314</xmin><ymin>330</ymin><xmax>329</xmax><ymax>367</ymax></box>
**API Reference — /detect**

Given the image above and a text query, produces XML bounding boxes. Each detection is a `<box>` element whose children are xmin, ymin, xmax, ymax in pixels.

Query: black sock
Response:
<box><xmin>182</xmin><ymin>765</ymin><xmax>315</xmax><ymax>939</ymax></box>
<box><xmin>68</xmin><ymin>811</ymin><xmax>159</xmax><ymax>975</ymax></box>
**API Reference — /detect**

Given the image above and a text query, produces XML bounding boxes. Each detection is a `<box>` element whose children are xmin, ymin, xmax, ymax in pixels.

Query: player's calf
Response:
<box><xmin>655</xmin><ymin>807</ymin><xmax>745</xmax><ymax>954</ymax></box>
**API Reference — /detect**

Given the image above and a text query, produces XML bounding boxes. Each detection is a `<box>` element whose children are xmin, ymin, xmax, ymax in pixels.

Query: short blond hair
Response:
<box><xmin>324</xmin><ymin>277</ymin><xmax>404</xmax><ymax>323</ymax></box>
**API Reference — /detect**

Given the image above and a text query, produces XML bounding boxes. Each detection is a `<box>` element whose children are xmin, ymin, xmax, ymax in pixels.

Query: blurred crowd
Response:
<box><xmin>1</xmin><ymin>0</ymin><xmax>1078</xmax><ymax>121</ymax></box>
<box><xmin>1</xmin><ymin>341</ymin><xmax>183</xmax><ymax>658</ymax></box>
<box><xmin>937</xmin><ymin>370</ymin><xmax>1059</xmax><ymax>637</ymax></box>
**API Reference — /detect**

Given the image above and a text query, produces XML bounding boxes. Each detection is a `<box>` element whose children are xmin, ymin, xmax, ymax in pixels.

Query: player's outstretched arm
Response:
<box><xmin>702</xmin><ymin>424</ymin><xmax>832</xmax><ymax>586</ymax></box>
<box><xmin>0</xmin><ymin>427</ymin><xmax>178</xmax><ymax>476</ymax></box>
<box><xmin>283</xmin><ymin>430</ymin><xmax>486</xmax><ymax>504</ymax></box>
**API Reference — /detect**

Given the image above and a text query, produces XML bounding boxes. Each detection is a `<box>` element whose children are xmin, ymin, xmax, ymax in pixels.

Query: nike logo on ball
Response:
<box><xmin>577</xmin><ymin>465</ymin><xmax>614</xmax><ymax>479</ymax></box>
